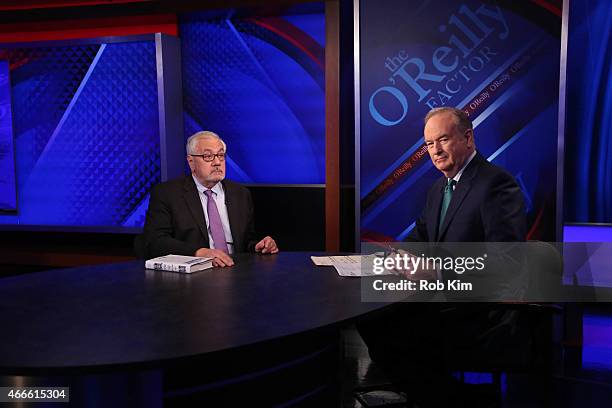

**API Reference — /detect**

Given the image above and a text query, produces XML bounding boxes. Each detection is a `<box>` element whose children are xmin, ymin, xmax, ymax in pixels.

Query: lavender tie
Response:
<box><xmin>204</xmin><ymin>190</ymin><xmax>229</xmax><ymax>254</ymax></box>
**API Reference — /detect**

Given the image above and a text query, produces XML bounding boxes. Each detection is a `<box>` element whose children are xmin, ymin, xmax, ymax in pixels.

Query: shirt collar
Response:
<box><xmin>192</xmin><ymin>175</ymin><xmax>224</xmax><ymax>196</ymax></box>
<box><xmin>450</xmin><ymin>150</ymin><xmax>477</xmax><ymax>184</ymax></box>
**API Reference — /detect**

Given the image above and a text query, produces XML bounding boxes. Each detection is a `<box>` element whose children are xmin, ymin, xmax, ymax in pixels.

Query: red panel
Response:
<box><xmin>0</xmin><ymin>1</ymin><xmax>152</xmax><ymax>11</ymax></box>
<box><xmin>529</xmin><ymin>0</ymin><xmax>562</xmax><ymax>17</ymax></box>
<box><xmin>248</xmin><ymin>16</ymin><xmax>325</xmax><ymax>69</ymax></box>
<box><xmin>0</xmin><ymin>14</ymin><xmax>177</xmax><ymax>43</ymax></box>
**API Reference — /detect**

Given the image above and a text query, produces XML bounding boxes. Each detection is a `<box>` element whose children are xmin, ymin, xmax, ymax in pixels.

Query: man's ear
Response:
<box><xmin>187</xmin><ymin>155</ymin><xmax>194</xmax><ymax>172</ymax></box>
<box><xmin>465</xmin><ymin>129</ymin><xmax>474</xmax><ymax>147</ymax></box>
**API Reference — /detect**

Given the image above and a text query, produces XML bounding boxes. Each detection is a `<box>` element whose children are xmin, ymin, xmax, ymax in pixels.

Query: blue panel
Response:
<box><xmin>283</xmin><ymin>14</ymin><xmax>325</xmax><ymax>47</ymax></box>
<box><xmin>180</xmin><ymin>12</ymin><xmax>325</xmax><ymax>184</ymax></box>
<box><xmin>0</xmin><ymin>41</ymin><xmax>161</xmax><ymax>229</ymax></box>
<box><xmin>8</xmin><ymin>45</ymin><xmax>100</xmax><ymax>185</ymax></box>
<box><xmin>564</xmin><ymin>0</ymin><xmax>612</xmax><ymax>223</ymax></box>
<box><xmin>582</xmin><ymin>313</ymin><xmax>612</xmax><ymax>371</ymax></box>
<box><xmin>0</xmin><ymin>60</ymin><xmax>17</xmax><ymax>211</ymax></box>
<box><xmin>564</xmin><ymin>225</ymin><xmax>612</xmax><ymax>242</ymax></box>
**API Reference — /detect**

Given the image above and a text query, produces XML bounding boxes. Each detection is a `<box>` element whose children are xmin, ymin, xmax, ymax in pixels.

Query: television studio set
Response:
<box><xmin>0</xmin><ymin>0</ymin><xmax>611</xmax><ymax>407</ymax></box>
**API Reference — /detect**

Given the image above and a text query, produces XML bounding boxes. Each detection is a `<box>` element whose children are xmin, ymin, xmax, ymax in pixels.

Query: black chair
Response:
<box><xmin>445</xmin><ymin>241</ymin><xmax>564</xmax><ymax>402</ymax></box>
<box><xmin>353</xmin><ymin>241</ymin><xmax>564</xmax><ymax>406</ymax></box>
<box><xmin>133</xmin><ymin>234</ymin><xmax>146</xmax><ymax>259</ymax></box>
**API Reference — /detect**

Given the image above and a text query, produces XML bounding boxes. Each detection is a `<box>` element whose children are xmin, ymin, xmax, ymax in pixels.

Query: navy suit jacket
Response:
<box><xmin>407</xmin><ymin>152</ymin><xmax>526</xmax><ymax>243</ymax></box>
<box><xmin>143</xmin><ymin>177</ymin><xmax>258</xmax><ymax>259</ymax></box>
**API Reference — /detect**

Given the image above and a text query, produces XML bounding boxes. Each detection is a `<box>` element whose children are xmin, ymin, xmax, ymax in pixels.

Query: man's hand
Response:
<box><xmin>255</xmin><ymin>236</ymin><xmax>279</xmax><ymax>254</ymax></box>
<box><xmin>195</xmin><ymin>248</ymin><xmax>234</xmax><ymax>267</ymax></box>
<box><xmin>388</xmin><ymin>249</ymin><xmax>437</xmax><ymax>280</ymax></box>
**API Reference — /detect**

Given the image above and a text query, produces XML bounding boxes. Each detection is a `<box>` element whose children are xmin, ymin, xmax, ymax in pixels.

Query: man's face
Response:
<box><xmin>187</xmin><ymin>138</ymin><xmax>226</xmax><ymax>188</ymax></box>
<box><xmin>424</xmin><ymin>112</ymin><xmax>473</xmax><ymax>178</ymax></box>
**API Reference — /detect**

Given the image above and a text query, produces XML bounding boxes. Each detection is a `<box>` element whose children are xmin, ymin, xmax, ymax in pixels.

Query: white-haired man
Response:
<box><xmin>143</xmin><ymin>131</ymin><xmax>278</xmax><ymax>266</ymax></box>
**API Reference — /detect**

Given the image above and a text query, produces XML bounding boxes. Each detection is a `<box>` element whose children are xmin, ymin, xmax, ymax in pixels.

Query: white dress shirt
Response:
<box><xmin>449</xmin><ymin>150</ymin><xmax>477</xmax><ymax>187</ymax></box>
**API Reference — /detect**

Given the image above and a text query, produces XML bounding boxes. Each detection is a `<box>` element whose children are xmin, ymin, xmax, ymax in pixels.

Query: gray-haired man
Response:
<box><xmin>143</xmin><ymin>131</ymin><xmax>278</xmax><ymax>266</ymax></box>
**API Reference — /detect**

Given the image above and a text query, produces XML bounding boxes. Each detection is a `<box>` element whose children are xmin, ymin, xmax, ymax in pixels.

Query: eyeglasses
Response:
<box><xmin>190</xmin><ymin>152</ymin><xmax>226</xmax><ymax>162</ymax></box>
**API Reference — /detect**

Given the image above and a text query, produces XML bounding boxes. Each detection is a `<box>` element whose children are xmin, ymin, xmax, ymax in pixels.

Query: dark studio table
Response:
<box><xmin>0</xmin><ymin>252</ymin><xmax>394</xmax><ymax>407</ymax></box>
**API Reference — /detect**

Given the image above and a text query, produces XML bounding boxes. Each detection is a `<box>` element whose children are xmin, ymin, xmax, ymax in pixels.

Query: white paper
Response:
<box><xmin>311</xmin><ymin>253</ymin><xmax>393</xmax><ymax>277</ymax></box>
<box><xmin>310</xmin><ymin>256</ymin><xmax>334</xmax><ymax>266</ymax></box>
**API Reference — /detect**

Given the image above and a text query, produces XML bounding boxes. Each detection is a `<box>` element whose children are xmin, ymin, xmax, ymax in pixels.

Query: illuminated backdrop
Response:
<box><xmin>180</xmin><ymin>12</ymin><xmax>325</xmax><ymax>184</ymax></box>
<box><xmin>358</xmin><ymin>0</ymin><xmax>561</xmax><ymax>241</ymax></box>
<box><xmin>0</xmin><ymin>40</ymin><xmax>160</xmax><ymax>229</ymax></box>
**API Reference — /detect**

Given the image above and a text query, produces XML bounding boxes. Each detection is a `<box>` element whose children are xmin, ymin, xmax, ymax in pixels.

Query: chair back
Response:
<box><xmin>133</xmin><ymin>234</ymin><xmax>146</xmax><ymax>259</ymax></box>
<box><xmin>525</xmin><ymin>241</ymin><xmax>563</xmax><ymax>301</ymax></box>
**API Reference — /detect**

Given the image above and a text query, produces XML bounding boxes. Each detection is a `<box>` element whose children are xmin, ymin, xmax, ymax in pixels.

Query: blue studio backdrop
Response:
<box><xmin>0</xmin><ymin>9</ymin><xmax>325</xmax><ymax>231</ymax></box>
<box><xmin>358</xmin><ymin>0</ymin><xmax>562</xmax><ymax>242</ymax></box>
<box><xmin>0</xmin><ymin>60</ymin><xmax>17</xmax><ymax>212</ymax></box>
<box><xmin>180</xmin><ymin>11</ymin><xmax>325</xmax><ymax>184</ymax></box>
<box><xmin>0</xmin><ymin>40</ymin><xmax>160</xmax><ymax>230</ymax></box>
<box><xmin>564</xmin><ymin>0</ymin><xmax>612</xmax><ymax>224</ymax></box>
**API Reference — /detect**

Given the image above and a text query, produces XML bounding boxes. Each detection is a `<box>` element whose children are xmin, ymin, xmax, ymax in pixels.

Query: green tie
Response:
<box><xmin>439</xmin><ymin>179</ymin><xmax>456</xmax><ymax>233</ymax></box>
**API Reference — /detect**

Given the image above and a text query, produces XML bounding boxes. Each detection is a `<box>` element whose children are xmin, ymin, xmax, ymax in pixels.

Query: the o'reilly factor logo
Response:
<box><xmin>368</xmin><ymin>3</ymin><xmax>510</xmax><ymax>126</ymax></box>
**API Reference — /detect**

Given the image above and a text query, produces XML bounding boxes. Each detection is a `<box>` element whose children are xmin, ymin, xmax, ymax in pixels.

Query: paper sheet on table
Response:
<box><xmin>310</xmin><ymin>256</ymin><xmax>334</xmax><ymax>266</ymax></box>
<box><xmin>311</xmin><ymin>254</ymin><xmax>393</xmax><ymax>277</ymax></box>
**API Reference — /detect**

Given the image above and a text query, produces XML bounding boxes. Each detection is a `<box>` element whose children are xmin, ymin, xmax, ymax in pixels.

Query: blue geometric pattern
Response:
<box><xmin>180</xmin><ymin>14</ymin><xmax>325</xmax><ymax>184</ymax></box>
<box><xmin>0</xmin><ymin>41</ymin><xmax>160</xmax><ymax>229</ymax></box>
<box><xmin>8</xmin><ymin>45</ymin><xmax>100</xmax><ymax>184</ymax></box>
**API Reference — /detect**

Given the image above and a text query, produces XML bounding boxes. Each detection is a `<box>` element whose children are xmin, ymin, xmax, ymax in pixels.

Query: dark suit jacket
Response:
<box><xmin>359</xmin><ymin>153</ymin><xmax>529</xmax><ymax>383</ymax></box>
<box><xmin>406</xmin><ymin>152</ymin><xmax>527</xmax><ymax>301</ymax></box>
<box><xmin>143</xmin><ymin>177</ymin><xmax>258</xmax><ymax>259</ymax></box>
<box><xmin>408</xmin><ymin>152</ymin><xmax>526</xmax><ymax>243</ymax></box>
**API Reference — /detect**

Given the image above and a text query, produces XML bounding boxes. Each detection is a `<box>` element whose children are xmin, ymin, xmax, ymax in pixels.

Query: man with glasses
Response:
<box><xmin>143</xmin><ymin>131</ymin><xmax>278</xmax><ymax>266</ymax></box>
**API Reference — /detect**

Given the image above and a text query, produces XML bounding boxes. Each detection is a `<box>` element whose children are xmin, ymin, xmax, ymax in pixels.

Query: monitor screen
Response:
<box><xmin>0</xmin><ymin>39</ymin><xmax>161</xmax><ymax>231</ymax></box>
<box><xmin>0</xmin><ymin>60</ymin><xmax>17</xmax><ymax>212</ymax></box>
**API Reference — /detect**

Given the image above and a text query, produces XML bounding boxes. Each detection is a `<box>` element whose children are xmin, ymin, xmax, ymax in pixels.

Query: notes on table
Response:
<box><xmin>311</xmin><ymin>254</ymin><xmax>392</xmax><ymax>277</ymax></box>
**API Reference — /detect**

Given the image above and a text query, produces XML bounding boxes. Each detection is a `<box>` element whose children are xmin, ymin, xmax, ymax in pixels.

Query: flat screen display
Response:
<box><xmin>0</xmin><ymin>60</ymin><xmax>17</xmax><ymax>212</ymax></box>
<box><xmin>0</xmin><ymin>40</ymin><xmax>160</xmax><ymax>230</ymax></box>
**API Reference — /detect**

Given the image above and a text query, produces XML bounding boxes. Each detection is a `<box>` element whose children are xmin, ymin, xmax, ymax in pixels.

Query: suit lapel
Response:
<box><xmin>222</xmin><ymin>180</ymin><xmax>242</xmax><ymax>251</ymax></box>
<box><xmin>182</xmin><ymin>177</ymin><xmax>210</xmax><ymax>245</ymax></box>
<box><xmin>437</xmin><ymin>153</ymin><xmax>484</xmax><ymax>241</ymax></box>
<box><xmin>430</xmin><ymin>178</ymin><xmax>445</xmax><ymax>241</ymax></box>
<box><xmin>438</xmin><ymin>178</ymin><xmax>472</xmax><ymax>239</ymax></box>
